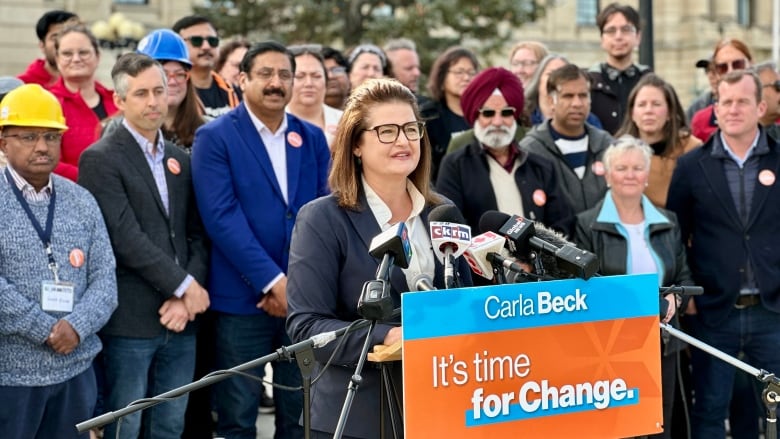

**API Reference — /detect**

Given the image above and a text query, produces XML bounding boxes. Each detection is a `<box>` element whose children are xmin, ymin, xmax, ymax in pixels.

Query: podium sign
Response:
<box><xmin>401</xmin><ymin>273</ymin><xmax>662</xmax><ymax>438</ymax></box>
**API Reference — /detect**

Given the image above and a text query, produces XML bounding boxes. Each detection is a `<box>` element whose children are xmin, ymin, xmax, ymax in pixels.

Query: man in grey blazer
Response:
<box><xmin>78</xmin><ymin>53</ymin><xmax>209</xmax><ymax>439</ymax></box>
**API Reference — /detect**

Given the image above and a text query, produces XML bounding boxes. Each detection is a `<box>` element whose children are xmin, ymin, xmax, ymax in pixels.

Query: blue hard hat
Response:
<box><xmin>137</xmin><ymin>29</ymin><xmax>192</xmax><ymax>68</ymax></box>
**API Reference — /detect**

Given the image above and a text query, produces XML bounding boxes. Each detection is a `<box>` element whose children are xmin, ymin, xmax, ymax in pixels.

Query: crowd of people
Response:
<box><xmin>1</xmin><ymin>2</ymin><xmax>779</xmax><ymax>439</ymax></box>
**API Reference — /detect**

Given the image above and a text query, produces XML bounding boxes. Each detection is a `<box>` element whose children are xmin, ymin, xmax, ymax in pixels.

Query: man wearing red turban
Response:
<box><xmin>436</xmin><ymin>67</ymin><xmax>575</xmax><ymax>266</ymax></box>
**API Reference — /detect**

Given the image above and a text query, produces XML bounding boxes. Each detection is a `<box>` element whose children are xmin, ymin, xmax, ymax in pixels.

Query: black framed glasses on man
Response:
<box><xmin>184</xmin><ymin>35</ymin><xmax>219</xmax><ymax>48</ymax></box>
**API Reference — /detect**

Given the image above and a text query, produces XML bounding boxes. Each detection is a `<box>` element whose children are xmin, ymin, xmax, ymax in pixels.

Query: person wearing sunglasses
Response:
<box><xmin>756</xmin><ymin>61</ymin><xmax>780</xmax><ymax>140</ymax></box>
<box><xmin>172</xmin><ymin>15</ymin><xmax>239</xmax><ymax>120</ymax></box>
<box><xmin>587</xmin><ymin>3</ymin><xmax>652</xmax><ymax>135</ymax></box>
<box><xmin>691</xmin><ymin>38</ymin><xmax>754</xmax><ymax>142</ymax></box>
<box><xmin>436</xmin><ymin>67</ymin><xmax>574</xmax><ymax>254</ymax></box>
<box><xmin>286</xmin><ymin>78</ymin><xmax>473</xmax><ymax>438</ymax></box>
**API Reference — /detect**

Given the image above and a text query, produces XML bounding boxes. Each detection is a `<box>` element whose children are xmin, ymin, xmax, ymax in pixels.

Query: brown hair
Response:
<box><xmin>426</xmin><ymin>46</ymin><xmax>479</xmax><ymax>102</ymax></box>
<box><xmin>718</xmin><ymin>70</ymin><xmax>762</xmax><ymax>103</ymax></box>
<box><xmin>712</xmin><ymin>38</ymin><xmax>753</xmax><ymax>63</ymax></box>
<box><xmin>215</xmin><ymin>37</ymin><xmax>251</xmax><ymax>75</ymax></box>
<box><xmin>596</xmin><ymin>3</ymin><xmax>641</xmax><ymax>33</ymax></box>
<box><xmin>616</xmin><ymin>73</ymin><xmax>692</xmax><ymax>156</ymax></box>
<box><xmin>329</xmin><ymin>78</ymin><xmax>439</xmax><ymax>209</ymax></box>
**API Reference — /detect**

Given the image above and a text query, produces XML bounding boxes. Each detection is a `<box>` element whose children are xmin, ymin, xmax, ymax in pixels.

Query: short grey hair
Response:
<box><xmin>603</xmin><ymin>134</ymin><xmax>653</xmax><ymax>173</ymax></box>
<box><xmin>111</xmin><ymin>52</ymin><xmax>167</xmax><ymax>100</ymax></box>
<box><xmin>753</xmin><ymin>60</ymin><xmax>778</xmax><ymax>76</ymax></box>
<box><xmin>383</xmin><ymin>38</ymin><xmax>416</xmax><ymax>54</ymax></box>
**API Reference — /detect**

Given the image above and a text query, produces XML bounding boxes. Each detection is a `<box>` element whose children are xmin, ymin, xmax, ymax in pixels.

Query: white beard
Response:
<box><xmin>474</xmin><ymin>121</ymin><xmax>517</xmax><ymax>150</ymax></box>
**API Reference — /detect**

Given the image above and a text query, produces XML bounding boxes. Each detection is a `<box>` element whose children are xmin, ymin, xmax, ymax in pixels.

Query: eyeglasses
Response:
<box><xmin>252</xmin><ymin>68</ymin><xmax>294</xmax><ymax>81</ymax></box>
<box><xmin>364</xmin><ymin>121</ymin><xmax>425</xmax><ymax>144</ymax></box>
<box><xmin>184</xmin><ymin>35</ymin><xmax>220</xmax><ymax>48</ymax></box>
<box><xmin>511</xmin><ymin>60</ymin><xmax>539</xmax><ymax>68</ymax></box>
<box><xmin>714</xmin><ymin>59</ymin><xmax>748</xmax><ymax>75</ymax></box>
<box><xmin>763</xmin><ymin>80</ymin><xmax>780</xmax><ymax>93</ymax></box>
<box><xmin>58</xmin><ymin>49</ymin><xmax>94</xmax><ymax>61</ymax></box>
<box><xmin>448</xmin><ymin>69</ymin><xmax>477</xmax><ymax>78</ymax></box>
<box><xmin>328</xmin><ymin>66</ymin><xmax>347</xmax><ymax>76</ymax></box>
<box><xmin>165</xmin><ymin>70</ymin><xmax>190</xmax><ymax>83</ymax></box>
<box><xmin>478</xmin><ymin>107</ymin><xmax>516</xmax><ymax>118</ymax></box>
<box><xmin>602</xmin><ymin>25</ymin><xmax>637</xmax><ymax>35</ymax></box>
<box><xmin>2</xmin><ymin>131</ymin><xmax>63</xmax><ymax>147</ymax></box>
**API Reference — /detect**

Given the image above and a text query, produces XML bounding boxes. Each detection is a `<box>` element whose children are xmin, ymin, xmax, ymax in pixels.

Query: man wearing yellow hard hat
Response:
<box><xmin>0</xmin><ymin>83</ymin><xmax>117</xmax><ymax>439</ymax></box>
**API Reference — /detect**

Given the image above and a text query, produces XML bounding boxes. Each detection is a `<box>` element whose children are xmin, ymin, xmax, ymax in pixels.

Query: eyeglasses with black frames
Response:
<box><xmin>185</xmin><ymin>35</ymin><xmax>220</xmax><ymax>48</ymax></box>
<box><xmin>364</xmin><ymin>121</ymin><xmax>425</xmax><ymax>144</ymax></box>
<box><xmin>477</xmin><ymin>107</ymin><xmax>516</xmax><ymax>118</ymax></box>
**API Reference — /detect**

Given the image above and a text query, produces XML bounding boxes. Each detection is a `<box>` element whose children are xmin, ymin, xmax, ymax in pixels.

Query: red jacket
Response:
<box><xmin>691</xmin><ymin>104</ymin><xmax>717</xmax><ymax>143</ymax></box>
<box><xmin>18</xmin><ymin>59</ymin><xmax>57</xmax><ymax>87</ymax></box>
<box><xmin>48</xmin><ymin>77</ymin><xmax>119</xmax><ymax>181</ymax></box>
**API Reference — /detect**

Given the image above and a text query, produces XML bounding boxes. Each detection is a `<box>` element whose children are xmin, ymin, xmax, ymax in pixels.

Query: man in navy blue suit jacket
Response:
<box><xmin>667</xmin><ymin>70</ymin><xmax>780</xmax><ymax>439</ymax></box>
<box><xmin>192</xmin><ymin>41</ymin><xmax>330</xmax><ymax>439</ymax></box>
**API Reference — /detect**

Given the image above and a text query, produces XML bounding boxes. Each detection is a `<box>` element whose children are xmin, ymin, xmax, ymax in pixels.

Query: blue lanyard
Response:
<box><xmin>4</xmin><ymin>168</ymin><xmax>58</xmax><ymax>279</ymax></box>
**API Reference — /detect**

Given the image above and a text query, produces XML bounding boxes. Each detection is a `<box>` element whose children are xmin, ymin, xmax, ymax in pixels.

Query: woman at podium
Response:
<box><xmin>574</xmin><ymin>135</ymin><xmax>693</xmax><ymax>439</ymax></box>
<box><xmin>286</xmin><ymin>78</ymin><xmax>472</xmax><ymax>438</ymax></box>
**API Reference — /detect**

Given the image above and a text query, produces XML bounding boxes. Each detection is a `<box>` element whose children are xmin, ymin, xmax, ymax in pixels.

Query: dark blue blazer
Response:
<box><xmin>191</xmin><ymin>103</ymin><xmax>330</xmax><ymax>314</ymax></box>
<box><xmin>667</xmin><ymin>128</ymin><xmax>780</xmax><ymax>326</ymax></box>
<box><xmin>286</xmin><ymin>192</ymin><xmax>473</xmax><ymax>438</ymax></box>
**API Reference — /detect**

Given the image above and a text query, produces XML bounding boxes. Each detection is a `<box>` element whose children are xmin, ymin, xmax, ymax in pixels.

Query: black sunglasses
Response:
<box><xmin>763</xmin><ymin>80</ymin><xmax>780</xmax><ymax>93</ymax></box>
<box><xmin>714</xmin><ymin>59</ymin><xmax>747</xmax><ymax>75</ymax></box>
<box><xmin>478</xmin><ymin>107</ymin><xmax>516</xmax><ymax>118</ymax></box>
<box><xmin>185</xmin><ymin>35</ymin><xmax>220</xmax><ymax>48</ymax></box>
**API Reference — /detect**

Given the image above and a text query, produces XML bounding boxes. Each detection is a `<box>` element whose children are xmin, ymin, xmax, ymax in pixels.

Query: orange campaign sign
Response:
<box><xmin>401</xmin><ymin>274</ymin><xmax>662</xmax><ymax>438</ymax></box>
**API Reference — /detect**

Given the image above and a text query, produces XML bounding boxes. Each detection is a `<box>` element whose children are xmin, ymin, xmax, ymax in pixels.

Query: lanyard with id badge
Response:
<box><xmin>5</xmin><ymin>169</ymin><xmax>74</xmax><ymax>313</ymax></box>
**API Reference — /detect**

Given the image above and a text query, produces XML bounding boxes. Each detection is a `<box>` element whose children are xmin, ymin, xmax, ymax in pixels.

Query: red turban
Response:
<box><xmin>460</xmin><ymin>67</ymin><xmax>525</xmax><ymax>126</ymax></box>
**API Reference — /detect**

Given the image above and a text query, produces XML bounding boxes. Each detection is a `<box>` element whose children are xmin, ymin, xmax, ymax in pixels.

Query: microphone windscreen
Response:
<box><xmin>429</xmin><ymin>204</ymin><xmax>467</xmax><ymax>225</ymax></box>
<box><xmin>479</xmin><ymin>210</ymin><xmax>511</xmax><ymax>234</ymax></box>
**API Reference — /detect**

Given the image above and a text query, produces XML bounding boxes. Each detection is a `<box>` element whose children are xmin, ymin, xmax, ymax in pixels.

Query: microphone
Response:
<box><xmin>359</xmin><ymin>222</ymin><xmax>412</xmax><ymax>320</ymax></box>
<box><xmin>661</xmin><ymin>285</ymin><xmax>704</xmax><ymax>296</ymax></box>
<box><xmin>479</xmin><ymin>211</ymin><xmax>599</xmax><ymax>280</ymax></box>
<box><xmin>428</xmin><ymin>204</ymin><xmax>471</xmax><ymax>288</ymax></box>
<box><xmin>368</xmin><ymin>222</ymin><xmax>413</xmax><ymax>269</ymax></box>
<box><xmin>464</xmin><ymin>232</ymin><xmax>538</xmax><ymax>282</ymax></box>
<box><xmin>411</xmin><ymin>273</ymin><xmax>436</xmax><ymax>292</ymax></box>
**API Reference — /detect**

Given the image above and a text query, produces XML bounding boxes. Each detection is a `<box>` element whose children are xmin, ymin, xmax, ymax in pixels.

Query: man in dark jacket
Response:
<box><xmin>519</xmin><ymin>64</ymin><xmax>613</xmax><ymax>214</ymax></box>
<box><xmin>667</xmin><ymin>70</ymin><xmax>780</xmax><ymax>439</ymax></box>
<box><xmin>587</xmin><ymin>3</ymin><xmax>651</xmax><ymax>134</ymax></box>
<box><xmin>436</xmin><ymin>67</ymin><xmax>574</xmax><ymax>238</ymax></box>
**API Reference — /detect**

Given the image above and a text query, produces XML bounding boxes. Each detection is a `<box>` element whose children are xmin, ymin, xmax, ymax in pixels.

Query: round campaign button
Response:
<box><xmin>532</xmin><ymin>189</ymin><xmax>547</xmax><ymax>207</ymax></box>
<box><xmin>288</xmin><ymin>131</ymin><xmax>303</xmax><ymax>147</ymax></box>
<box><xmin>591</xmin><ymin>161</ymin><xmax>605</xmax><ymax>176</ymax></box>
<box><xmin>167</xmin><ymin>158</ymin><xmax>181</xmax><ymax>175</ymax></box>
<box><xmin>758</xmin><ymin>169</ymin><xmax>776</xmax><ymax>186</ymax></box>
<box><xmin>69</xmin><ymin>248</ymin><xmax>85</xmax><ymax>268</ymax></box>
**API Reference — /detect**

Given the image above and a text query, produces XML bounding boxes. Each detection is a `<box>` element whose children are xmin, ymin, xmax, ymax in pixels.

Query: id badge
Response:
<box><xmin>41</xmin><ymin>280</ymin><xmax>75</xmax><ymax>313</ymax></box>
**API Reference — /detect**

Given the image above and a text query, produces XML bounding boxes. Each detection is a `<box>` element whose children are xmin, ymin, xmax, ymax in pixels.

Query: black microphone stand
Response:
<box><xmin>660</xmin><ymin>323</ymin><xmax>780</xmax><ymax>439</ymax></box>
<box><xmin>335</xmin><ymin>252</ymin><xmax>399</xmax><ymax>439</ymax></box>
<box><xmin>76</xmin><ymin>319</ymin><xmax>379</xmax><ymax>437</ymax></box>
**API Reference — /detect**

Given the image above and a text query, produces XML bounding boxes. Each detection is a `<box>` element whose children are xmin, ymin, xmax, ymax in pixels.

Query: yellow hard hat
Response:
<box><xmin>0</xmin><ymin>84</ymin><xmax>68</xmax><ymax>130</ymax></box>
